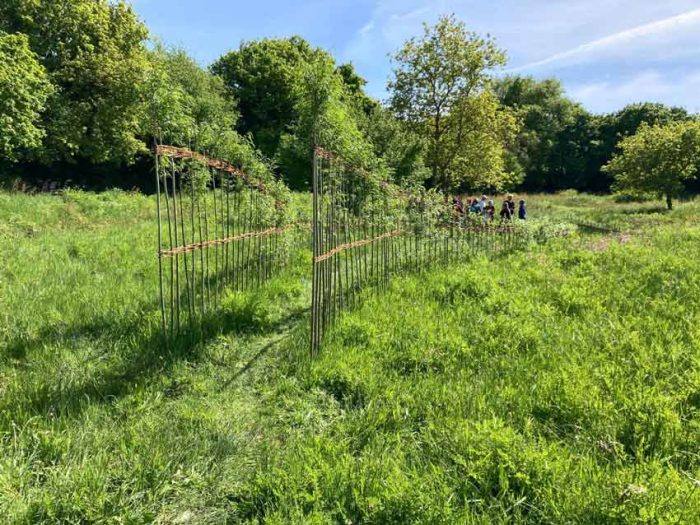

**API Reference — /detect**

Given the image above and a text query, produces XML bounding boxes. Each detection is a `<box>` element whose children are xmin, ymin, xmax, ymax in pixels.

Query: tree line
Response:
<box><xmin>1</xmin><ymin>1</ymin><xmax>698</xmax><ymax>205</ymax></box>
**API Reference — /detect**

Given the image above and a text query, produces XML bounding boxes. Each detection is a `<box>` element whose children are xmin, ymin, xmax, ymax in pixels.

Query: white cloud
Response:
<box><xmin>508</xmin><ymin>7</ymin><xmax>700</xmax><ymax>72</ymax></box>
<box><xmin>344</xmin><ymin>1</ymin><xmax>439</xmax><ymax>60</ymax></box>
<box><xmin>342</xmin><ymin>0</ymin><xmax>446</xmax><ymax>99</ymax></box>
<box><xmin>569</xmin><ymin>70</ymin><xmax>700</xmax><ymax>113</ymax></box>
<box><xmin>338</xmin><ymin>0</ymin><xmax>700</xmax><ymax>110</ymax></box>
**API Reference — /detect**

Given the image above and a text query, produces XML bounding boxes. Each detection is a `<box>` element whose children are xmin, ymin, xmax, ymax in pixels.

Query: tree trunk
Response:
<box><xmin>666</xmin><ymin>194</ymin><xmax>673</xmax><ymax>210</ymax></box>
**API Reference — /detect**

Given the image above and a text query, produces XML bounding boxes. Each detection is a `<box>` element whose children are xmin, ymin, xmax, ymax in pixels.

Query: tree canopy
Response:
<box><xmin>144</xmin><ymin>46</ymin><xmax>277</xmax><ymax>187</ymax></box>
<box><xmin>0</xmin><ymin>1</ymin><xmax>698</xmax><ymax>201</ymax></box>
<box><xmin>604</xmin><ymin>121</ymin><xmax>700</xmax><ymax>209</ymax></box>
<box><xmin>389</xmin><ymin>15</ymin><xmax>516</xmax><ymax>193</ymax></box>
<box><xmin>0</xmin><ymin>32</ymin><xmax>52</xmax><ymax>162</ymax></box>
<box><xmin>1</xmin><ymin>0</ymin><xmax>150</xmax><ymax>164</ymax></box>
<box><xmin>211</xmin><ymin>37</ymin><xmax>327</xmax><ymax>163</ymax></box>
<box><xmin>495</xmin><ymin>76</ymin><xmax>585</xmax><ymax>191</ymax></box>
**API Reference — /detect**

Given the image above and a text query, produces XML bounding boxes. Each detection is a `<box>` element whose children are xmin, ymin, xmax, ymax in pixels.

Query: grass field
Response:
<box><xmin>1</xmin><ymin>190</ymin><xmax>700</xmax><ymax>523</ymax></box>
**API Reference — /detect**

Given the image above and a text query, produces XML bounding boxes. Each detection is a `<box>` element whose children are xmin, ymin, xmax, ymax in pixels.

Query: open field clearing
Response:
<box><xmin>4</xmin><ymin>2</ymin><xmax>700</xmax><ymax>522</ymax></box>
<box><xmin>1</xmin><ymin>191</ymin><xmax>699</xmax><ymax>523</ymax></box>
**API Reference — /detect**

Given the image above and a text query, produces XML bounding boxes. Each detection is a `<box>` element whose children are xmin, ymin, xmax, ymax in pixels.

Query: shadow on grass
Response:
<box><xmin>618</xmin><ymin>206</ymin><xmax>669</xmax><ymax>215</ymax></box>
<box><xmin>0</xmin><ymin>287</ymin><xmax>309</xmax><ymax>427</ymax></box>
<box><xmin>575</xmin><ymin>223</ymin><xmax>621</xmax><ymax>234</ymax></box>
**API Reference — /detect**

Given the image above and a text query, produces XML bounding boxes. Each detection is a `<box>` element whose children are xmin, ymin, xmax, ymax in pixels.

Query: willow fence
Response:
<box><xmin>154</xmin><ymin>144</ymin><xmax>303</xmax><ymax>340</ymax></box>
<box><xmin>154</xmin><ymin>144</ymin><xmax>531</xmax><ymax>353</ymax></box>
<box><xmin>310</xmin><ymin>147</ymin><xmax>529</xmax><ymax>356</ymax></box>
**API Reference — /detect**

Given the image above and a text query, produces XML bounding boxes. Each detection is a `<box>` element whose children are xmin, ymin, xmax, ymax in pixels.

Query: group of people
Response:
<box><xmin>453</xmin><ymin>194</ymin><xmax>527</xmax><ymax>221</ymax></box>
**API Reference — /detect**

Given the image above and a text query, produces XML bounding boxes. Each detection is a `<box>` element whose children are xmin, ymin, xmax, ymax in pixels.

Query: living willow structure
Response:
<box><xmin>154</xmin><ymin>143</ymin><xmax>528</xmax><ymax>353</ymax></box>
<box><xmin>310</xmin><ymin>147</ymin><xmax>527</xmax><ymax>356</ymax></box>
<box><xmin>154</xmin><ymin>144</ymin><xmax>302</xmax><ymax>340</ymax></box>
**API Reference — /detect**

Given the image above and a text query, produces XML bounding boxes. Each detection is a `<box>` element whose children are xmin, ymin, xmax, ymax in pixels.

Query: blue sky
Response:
<box><xmin>131</xmin><ymin>0</ymin><xmax>700</xmax><ymax>114</ymax></box>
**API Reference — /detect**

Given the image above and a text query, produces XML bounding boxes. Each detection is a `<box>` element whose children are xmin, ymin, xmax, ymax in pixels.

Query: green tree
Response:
<box><xmin>494</xmin><ymin>76</ymin><xmax>588</xmax><ymax>191</ymax></box>
<box><xmin>594</xmin><ymin>103</ymin><xmax>692</xmax><ymax>191</ymax></box>
<box><xmin>389</xmin><ymin>14</ymin><xmax>515</xmax><ymax>192</ymax></box>
<box><xmin>363</xmin><ymin>105</ymin><xmax>429</xmax><ymax>186</ymax></box>
<box><xmin>0</xmin><ymin>32</ymin><xmax>52</xmax><ymax>162</ymax></box>
<box><xmin>335</xmin><ymin>64</ymin><xmax>426</xmax><ymax>186</ymax></box>
<box><xmin>604</xmin><ymin>121</ymin><xmax>700</xmax><ymax>210</ymax></box>
<box><xmin>0</xmin><ymin>0</ymin><xmax>150</xmax><ymax>163</ymax></box>
<box><xmin>211</xmin><ymin>37</ymin><xmax>327</xmax><ymax>161</ymax></box>
<box><xmin>548</xmin><ymin>110</ymin><xmax>602</xmax><ymax>191</ymax></box>
<box><xmin>143</xmin><ymin>46</ymin><xmax>238</xmax><ymax>145</ymax></box>
<box><xmin>143</xmin><ymin>46</ymin><xmax>276</xmax><ymax>189</ymax></box>
<box><xmin>277</xmin><ymin>54</ymin><xmax>375</xmax><ymax>189</ymax></box>
<box><xmin>337</xmin><ymin>62</ymin><xmax>378</xmax><ymax>117</ymax></box>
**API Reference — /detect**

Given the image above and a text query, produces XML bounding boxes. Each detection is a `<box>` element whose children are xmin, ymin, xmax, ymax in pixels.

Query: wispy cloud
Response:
<box><xmin>342</xmin><ymin>1</ymin><xmax>444</xmax><ymax>98</ymax></box>
<box><xmin>509</xmin><ymin>7</ymin><xmax>700</xmax><ymax>72</ymax></box>
<box><xmin>568</xmin><ymin>69</ymin><xmax>700</xmax><ymax>113</ymax></box>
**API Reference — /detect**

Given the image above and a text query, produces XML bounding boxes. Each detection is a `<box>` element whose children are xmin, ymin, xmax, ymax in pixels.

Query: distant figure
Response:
<box><xmin>478</xmin><ymin>195</ymin><xmax>487</xmax><ymax>213</ymax></box>
<box><xmin>452</xmin><ymin>196</ymin><xmax>464</xmax><ymax>215</ymax></box>
<box><xmin>469</xmin><ymin>198</ymin><xmax>480</xmax><ymax>214</ymax></box>
<box><xmin>499</xmin><ymin>199</ymin><xmax>512</xmax><ymax>221</ymax></box>
<box><xmin>506</xmin><ymin>194</ymin><xmax>516</xmax><ymax>218</ymax></box>
<box><xmin>483</xmin><ymin>200</ymin><xmax>495</xmax><ymax>221</ymax></box>
<box><xmin>518</xmin><ymin>199</ymin><xmax>527</xmax><ymax>220</ymax></box>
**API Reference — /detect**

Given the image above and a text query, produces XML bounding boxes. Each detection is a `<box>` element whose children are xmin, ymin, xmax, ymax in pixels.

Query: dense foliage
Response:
<box><xmin>144</xmin><ymin>47</ymin><xmax>281</xmax><ymax>190</ymax></box>
<box><xmin>0</xmin><ymin>0</ymin><xmax>150</xmax><ymax>164</ymax></box>
<box><xmin>496</xmin><ymin>78</ymin><xmax>697</xmax><ymax>193</ymax></box>
<box><xmin>211</xmin><ymin>37</ymin><xmax>327</xmax><ymax>163</ymax></box>
<box><xmin>0</xmin><ymin>32</ymin><xmax>52</xmax><ymax>162</ymax></box>
<box><xmin>495</xmin><ymin>76</ymin><xmax>587</xmax><ymax>191</ymax></box>
<box><xmin>390</xmin><ymin>15</ymin><xmax>517</xmax><ymax>193</ymax></box>
<box><xmin>0</xmin><ymin>2</ymin><xmax>698</xmax><ymax>199</ymax></box>
<box><xmin>211</xmin><ymin>37</ymin><xmax>413</xmax><ymax>189</ymax></box>
<box><xmin>604</xmin><ymin>121</ymin><xmax>700</xmax><ymax>209</ymax></box>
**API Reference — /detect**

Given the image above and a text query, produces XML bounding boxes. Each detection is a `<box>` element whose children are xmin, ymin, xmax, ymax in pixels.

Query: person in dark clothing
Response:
<box><xmin>452</xmin><ymin>196</ymin><xmax>464</xmax><ymax>215</ymax></box>
<box><xmin>506</xmin><ymin>194</ymin><xmax>516</xmax><ymax>218</ymax></box>
<box><xmin>483</xmin><ymin>200</ymin><xmax>495</xmax><ymax>221</ymax></box>
<box><xmin>469</xmin><ymin>198</ymin><xmax>480</xmax><ymax>214</ymax></box>
<box><xmin>518</xmin><ymin>199</ymin><xmax>527</xmax><ymax>220</ymax></box>
<box><xmin>499</xmin><ymin>200</ymin><xmax>512</xmax><ymax>221</ymax></box>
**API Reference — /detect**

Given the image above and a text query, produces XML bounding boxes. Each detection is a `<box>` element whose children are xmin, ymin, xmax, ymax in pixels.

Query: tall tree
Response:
<box><xmin>389</xmin><ymin>15</ymin><xmax>516</xmax><ymax>193</ymax></box>
<box><xmin>337</xmin><ymin>62</ymin><xmax>378</xmax><ymax>117</ymax></box>
<box><xmin>143</xmin><ymin>46</ymin><xmax>238</xmax><ymax>145</ymax></box>
<box><xmin>604</xmin><ymin>121</ymin><xmax>700</xmax><ymax>210</ymax></box>
<box><xmin>0</xmin><ymin>32</ymin><xmax>52</xmax><ymax>162</ymax></box>
<box><xmin>277</xmin><ymin>54</ymin><xmax>375</xmax><ymax>189</ymax></box>
<box><xmin>594</xmin><ymin>103</ymin><xmax>692</xmax><ymax>190</ymax></box>
<box><xmin>211</xmin><ymin>37</ymin><xmax>326</xmax><ymax>161</ymax></box>
<box><xmin>0</xmin><ymin>0</ymin><xmax>150</xmax><ymax>164</ymax></box>
<box><xmin>548</xmin><ymin>110</ymin><xmax>601</xmax><ymax>191</ymax></box>
<box><xmin>143</xmin><ymin>46</ymin><xmax>275</xmax><ymax>185</ymax></box>
<box><xmin>494</xmin><ymin>76</ymin><xmax>587</xmax><ymax>191</ymax></box>
<box><xmin>362</xmin><ymin>106</ymin><xmax>429</xmax><ymax>186</ymax></box>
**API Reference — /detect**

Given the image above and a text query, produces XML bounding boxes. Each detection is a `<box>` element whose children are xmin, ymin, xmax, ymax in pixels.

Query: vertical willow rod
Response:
<box><xmin>171</xmin><ymin>158</ymin><xmax>181</xmax><ymax>334</ymax></box>
<box><xmin>177</xmin><ymin>164</ymin><xmax>193</xmax><ymax>330</ymax></box>
<box><xmin>311</xmin><ymin>149</ymin><xmax>320</xmax><ymax>357</ymax></box>
<box><xmin>196</xmin><ymin>173</ymin><xmax>206</xmax><ymax>315</ymax></box>
<box><xmin>161</xmin><ymin>154</ymin><xmax>175</xmax><ymax>338</ymax></box>
<box><xmin>189</xmin><ymin>161</ymin><xmax>197</xmax><ymax>322</ymax></box>
<box><xmin>234</xmin><ymin>187</ymin><xmax>241</xmax><ymax>291</ymax></box>
<box><xmin>200</xmin><ymin>170</ymin><xmax>211</xmax><ymax>304</ymax></box>
<box><xmin>155</xmin><ymin>148</ymin><xmax>167</xmax><ymax>340</ymax></box>
<box><xmin>224</xmin><ymin>172</ymin><xmax>230</xmax><ymax>292</ymax></box>
<box><xmin>211</xmin><ymin>168</ymin><xmax>219</xmax><ymax>305</ymax></box>
<box><xmin>216</xmin><ymin>166</ymin><xmax>228</xmax><ymax>296</ymax></box>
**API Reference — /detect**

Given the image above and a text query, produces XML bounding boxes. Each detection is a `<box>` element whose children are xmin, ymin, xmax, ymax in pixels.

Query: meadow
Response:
<box><xmin>1</xmin><ymin>190</ymin><xmax>700</xmax><ymax>524</ymax></box>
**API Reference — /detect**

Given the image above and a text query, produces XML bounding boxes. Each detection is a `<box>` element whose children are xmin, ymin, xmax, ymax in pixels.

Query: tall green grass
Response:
<box><xmin>1</xmin><ymin>190</ymin><xmax>699</xmax><ymax>523</ymax></box>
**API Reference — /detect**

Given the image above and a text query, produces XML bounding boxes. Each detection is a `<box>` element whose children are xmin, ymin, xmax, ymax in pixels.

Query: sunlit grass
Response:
<box><xmin>1</xmin><ymin>189</ymin><xmax>699</xmax><ymax>523</ymax></box>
